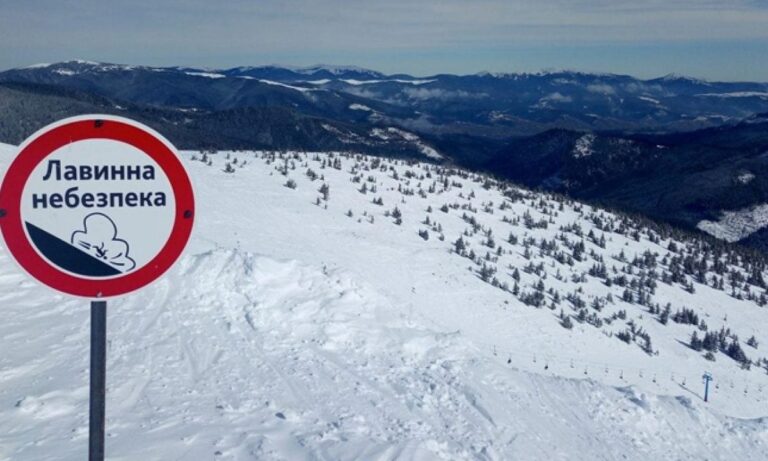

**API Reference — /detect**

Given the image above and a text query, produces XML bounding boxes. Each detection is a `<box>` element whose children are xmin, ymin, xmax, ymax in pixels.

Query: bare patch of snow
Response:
<box><xmin>488</xmin><ymin>111</ymin><xmax>513</xmax><ymax>122</ymax></box>
<box><xmin>639</xmin><ymin>96</ymin><xmax>661</xmax><ymax>105</ymax></box>
<box><xmin>697</xmin><ymin>203</ymin><xmax>768</xmax><ymax>242</ymax></box>
<box><xmin>23</xmin><ymin>63</ymin><xmax>52</xmax><ymax>69</ymax></box>
<box><xmin>737</xmin><ymin>172</ymin><xmax>756</xmax><ymax>184</ymax></box>
<box><xmin>256</xmin><ymin>79</ymin><xmax>317</xmax><ymax>93</ymax></box>
<box><xmin>349</xmin><ymin>103</ymin><xmax>372</xmax><ymax>112</ymax></box>
<box><xmin>321</xmin><ymin>124</ymin><xmax>366</xmax><ymax>144</ymax></box>
<box><xmin>573</xmin><ymin>134</ymin><xmax>596</xmax><ymax>158</ymax></box>
<box><xmin>185</xmin><ymin>71</ymin><xmax>226</xmax><ymax>79</ymax></box>
<box><xmin>369</xmin><ymin>128</ymin><xmax>390</xmax><ymax>140</ymax></box>
<box><xmin>386</xmin><ymin>127</ymin><xmax>442</xmax><ymax>159</ymax></box>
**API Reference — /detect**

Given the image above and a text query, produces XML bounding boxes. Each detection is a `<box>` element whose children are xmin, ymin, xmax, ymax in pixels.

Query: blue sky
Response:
<box><xmin>2</xmin><ymin>0</ymin><xmax>768</xmax><ymax>81</ymax></box>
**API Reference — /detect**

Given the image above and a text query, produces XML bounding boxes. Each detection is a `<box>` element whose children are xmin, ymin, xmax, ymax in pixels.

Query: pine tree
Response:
<box><xmin>454</xmin><ymin>237</ymin><xmax>466</xmax><ymax>254</ymax></box>
<box><xmin>318</xmin><ymin>183</ymin><xmax>330</xmax><ymax>201</ymax></box>
<box><xmin>690</xmin><ymin>331</ymin><xmax>703</xmax><ymax>351</ymax></box>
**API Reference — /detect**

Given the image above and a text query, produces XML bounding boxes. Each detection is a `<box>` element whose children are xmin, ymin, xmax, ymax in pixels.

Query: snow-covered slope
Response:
<box><xmin>1</xmin><ymin>142</ymin><xmax>768</xmax><ymax>460</ymax></box>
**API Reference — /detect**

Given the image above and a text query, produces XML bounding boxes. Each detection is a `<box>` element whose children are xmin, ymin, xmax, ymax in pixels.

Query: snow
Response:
<box><xmin>1</xmin><ymin>141</ymin><xmax>768</xmax><ymax>459</ymax></box>
<box><xmin>573</xmin><ymin>133</ymin><xmax>596</xmax><ymax>158</ymax></box>
<box><xmin>256</xmin><ymin>79</ymin><xmax>316</xmax><ymax>93</ymax></box>
<box><xmin>53</xmin><ymin>69</ymin><xmax>76</xmax><ymax>76</ymax></box>
<box><xmin>320</xmin><ymin>124</ymin><xmax>366</xmax><ymax>144</ymax></box>
<box><xmin>349</xmin><ymin>103</ymin><xmax>373</xmax><ymax>112</ymax></box>
<box><xmin>370</xmin><ymin>128</ymin><xmax>390</xmax><ymax>140</ymax></box>
<box><xmin>340</xmin><ymin>79</ymin><xmax>435</xmax><ymax>86</ymax></box>
<box><xmin>23</xmin><ymin>63</ymin><xmax>52</xmax><ymax>69</ymax></box>
<box><xmin>393</xmin><ymin>79</ymin><xmax>435</xmax><ymax>85</ymax></box>
<box><xmin>185</xmin><ymin>71</ymin><xmax>226</xmax><ymax>79</ymax></box>
<box><xmin>384</xmin><ymin>127</ymin><xmax>442</xmax><ymax>159</ymax></box>
<box><xmin>235</xmin><ymin>76</ymin><xmax>321</xmax><ymax>93</ymax></box>
<box><xmin>368</xmin><ymin>128</ymin><xmax>441</xmax><ymax>159</ymax></box>
<box><xmin>295</xmin><ymin>65</ymin><xmax>381</xmax><ymax>77</ymax></box>
<box><xmin>71</xmin><ymin>59</ymin><xmax>100</xmax><ymax>65</ymax></box>
<box><xmin>697</xmin><ymin>204</ymin><xmax>768</xmax><ymax>242</ymax></box>
<box><xmin>738</xmin><ymin>172</ymin><xmax>756</xmax><ymax>185</ymax></box>
<box><xmin>488</xmin><ymin>111</ymin><xmax>513</xmax><ymax>122</ymax></box>
<box><xmin>639</xmin><ymin>96</ymin><xmax>661</xmax><ymax>105</ymax></box>
<box><xmin>304</xmin><ymin>79</ymin><xmax>331</xmax><ymax>85</ymax></box>
<box><xmin>659</xmin><ymin>74</ymin><xmax>711</xmax><ymax>85</ymax></box>
<box><xmin>696</xmin><ymin>92</ymin><xmax>768</xmax><ymax>99</ymax></box>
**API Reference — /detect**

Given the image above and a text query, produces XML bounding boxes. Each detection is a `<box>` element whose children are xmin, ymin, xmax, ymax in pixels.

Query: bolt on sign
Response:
<box><xmin>0</xmin><ymin>114</ymin><xmax>194</xmax><ymax>298</ymax></box>
<box><xmin>0</xmin><ymin>115</ymin><xmax>195</xmax><ymax>461</ymax></box>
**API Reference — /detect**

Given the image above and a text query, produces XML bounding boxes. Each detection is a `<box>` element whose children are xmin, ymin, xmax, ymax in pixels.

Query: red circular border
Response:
<box><xmin>0</xmin><ymin>117</ymin><xmax>194</xmax><ymax>298</ymax></box>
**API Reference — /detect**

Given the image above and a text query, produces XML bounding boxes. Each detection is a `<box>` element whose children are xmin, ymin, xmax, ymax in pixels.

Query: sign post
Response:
<box><xmin>90</xmin><ymin>300</ymin><xmax>107</xmax><ymax>461</ymax></box>
<box><xmin>0</xmin><ymin>115</ymin><xmax>195</xmax><ymax>460</ymax></box>
<box><xmin>702</xmin><ymin>371</ymin><xmax>713</xmax><ymax>402</ymax></box>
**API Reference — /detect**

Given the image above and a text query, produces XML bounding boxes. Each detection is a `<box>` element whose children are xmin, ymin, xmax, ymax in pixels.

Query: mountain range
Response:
<box><xmin>2</xmin><ymin>60</ymin><xmax>768</xmax><ymax>249</ymax></box>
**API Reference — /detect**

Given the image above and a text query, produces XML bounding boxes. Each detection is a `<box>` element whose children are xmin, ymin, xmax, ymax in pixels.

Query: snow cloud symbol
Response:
<box><xmin>71</xmin><ymin>213</ymin><xmax>136</xmax><ymax>272</ymax></box>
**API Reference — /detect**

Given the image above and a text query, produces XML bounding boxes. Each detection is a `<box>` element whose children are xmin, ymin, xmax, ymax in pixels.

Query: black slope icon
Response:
<box><xmin>25</xmin><ymin>222</ymin><xmax>122</xmax><ymax>277</ymax></box>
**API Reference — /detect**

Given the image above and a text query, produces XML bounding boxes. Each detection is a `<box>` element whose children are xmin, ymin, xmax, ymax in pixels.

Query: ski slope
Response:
<box><xmin>1</xmin><ymin>142</ymin><xmax>767</xmax><ymax>460</ymax></box>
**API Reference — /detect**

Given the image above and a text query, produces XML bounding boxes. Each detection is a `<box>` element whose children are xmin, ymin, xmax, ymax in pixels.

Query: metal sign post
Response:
<box><xmin>702</xmin><ymin>371</ymin><xmax>713</xmax><ymax>402</ymax></box>
<box><xmin>89</xmin><ymin>301</ymin><xmax>107</xmax><ymax>461</ymax></box>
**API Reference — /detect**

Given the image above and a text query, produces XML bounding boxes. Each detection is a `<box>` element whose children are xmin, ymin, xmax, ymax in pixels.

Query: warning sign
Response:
<box><xmin>0</xmin><ymin>115</ymin><xmax>194</xmax><ymax>298</ymax></box>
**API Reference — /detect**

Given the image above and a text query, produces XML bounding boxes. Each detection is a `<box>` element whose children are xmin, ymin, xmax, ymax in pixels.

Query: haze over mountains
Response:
<box><xmin>2</xmin><ymin>60</ymin><xmax>768</xmax><ymax>249</ymax></box>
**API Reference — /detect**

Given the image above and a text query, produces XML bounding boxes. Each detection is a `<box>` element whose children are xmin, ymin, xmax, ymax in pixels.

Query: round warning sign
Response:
<box><xmin>0</xmin><ymin>115</ymin><xmax>194</xmax><ymax>298</ymax></box>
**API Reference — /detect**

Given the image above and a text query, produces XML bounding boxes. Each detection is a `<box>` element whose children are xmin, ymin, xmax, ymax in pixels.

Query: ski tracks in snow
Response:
<box><xmin>3</xmin><ymin>246</ymin><xmax>768</xmax><ymax>460</ymax></box>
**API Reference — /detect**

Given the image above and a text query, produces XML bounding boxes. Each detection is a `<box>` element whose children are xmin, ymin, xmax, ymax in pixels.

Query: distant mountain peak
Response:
<box><xmin>296</xmin><ymin>64</ymin><xmax>383</xmax><ymax>76</ymax></box>
<box><xmin>655</xmin><ymin>73</ymin><xmax>711</xmax><ymax>85</ymax></box>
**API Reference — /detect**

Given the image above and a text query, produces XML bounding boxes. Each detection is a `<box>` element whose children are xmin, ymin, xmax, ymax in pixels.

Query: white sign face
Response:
<box><xmin>0</xmin><ymin>115</ymin><xmax>195</xmax><ymax>298</ymax></box>
<box><xmin>21</xmin><ymin>139</ymin><xmax>176</xmax><ymax>278</ymax></box>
